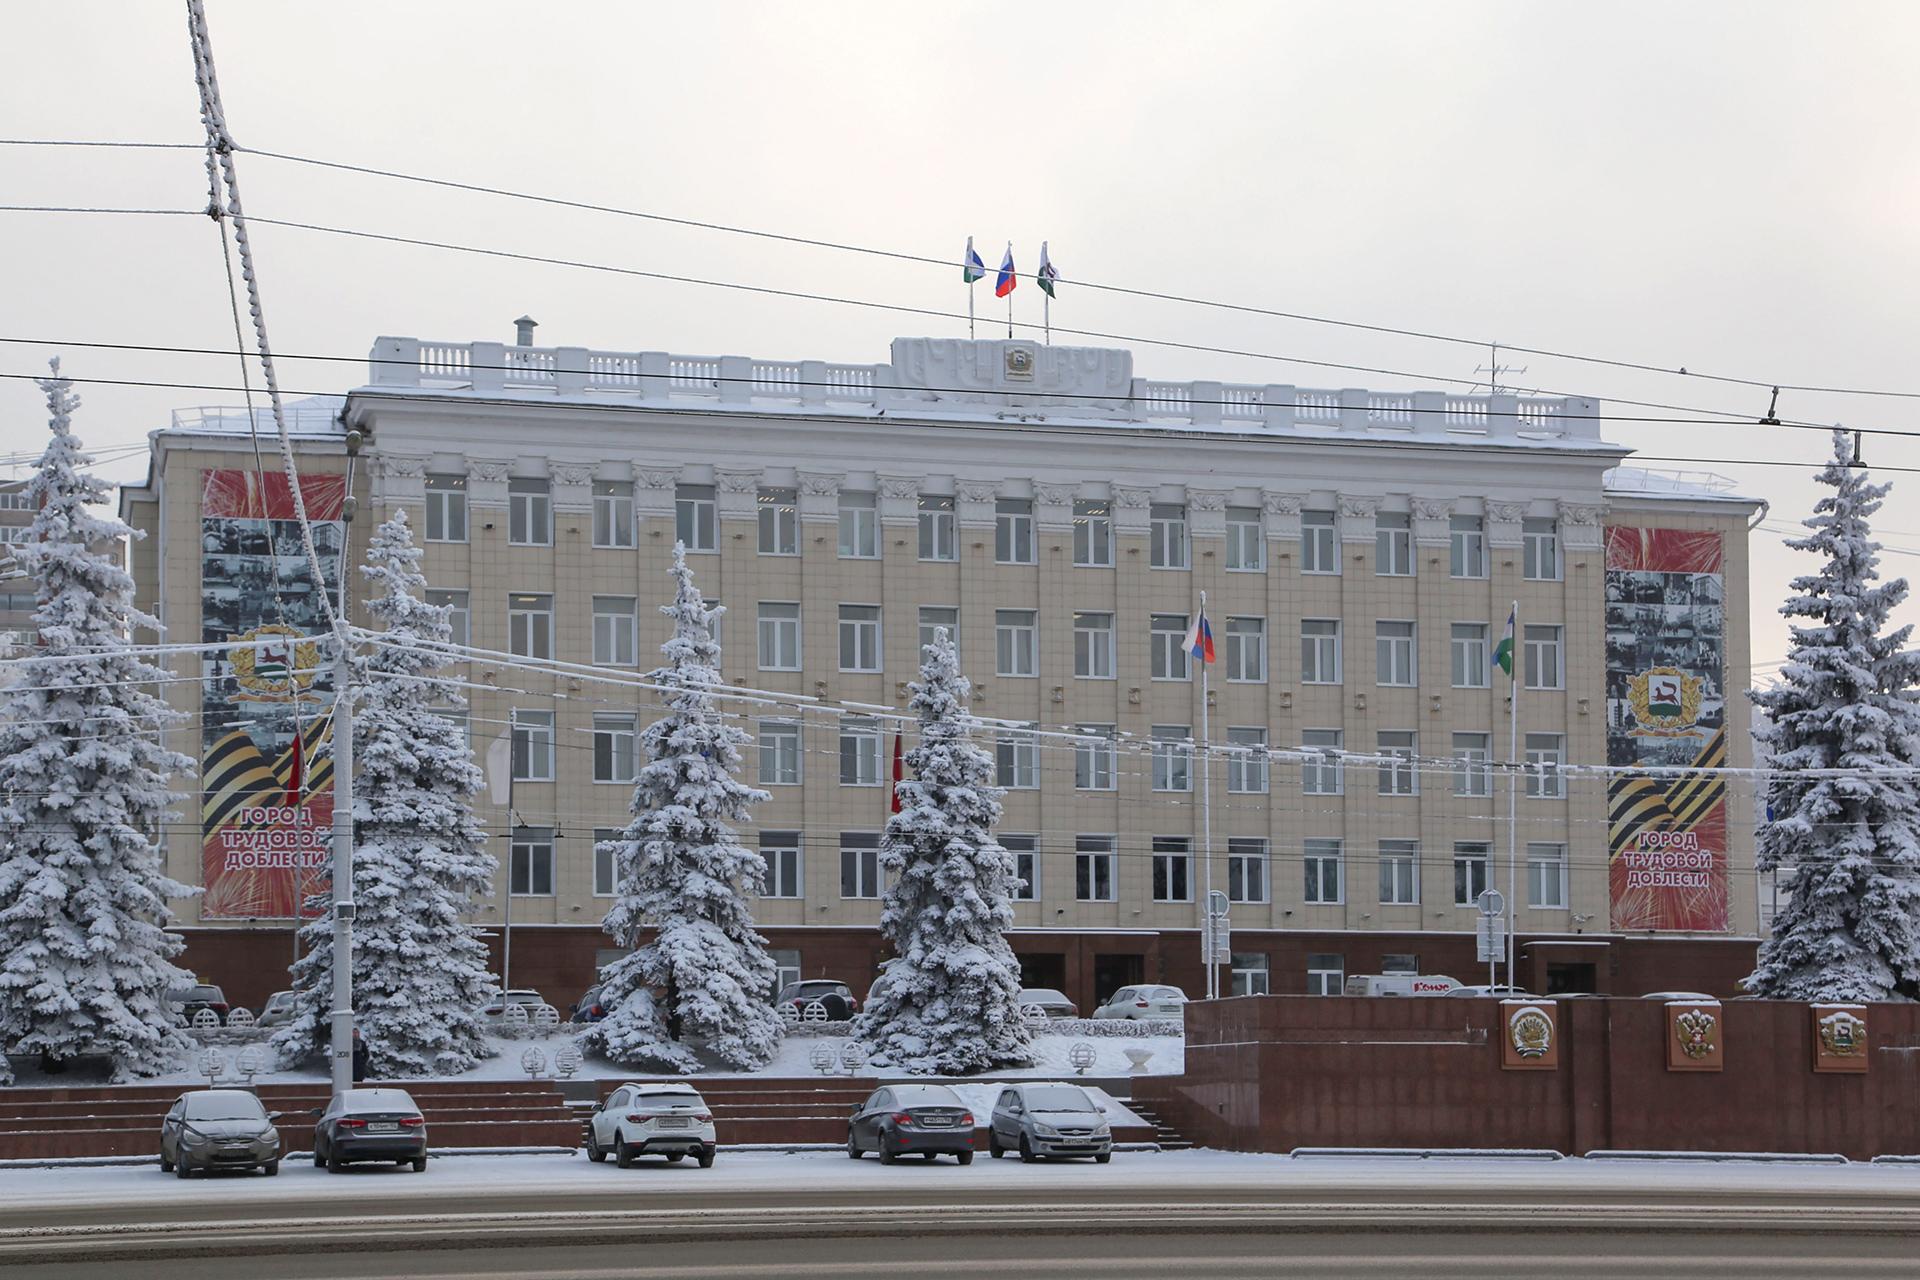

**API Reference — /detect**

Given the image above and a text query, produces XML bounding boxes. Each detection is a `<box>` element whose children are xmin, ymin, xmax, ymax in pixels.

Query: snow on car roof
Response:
<box><xmin>629</xmin><ymin>1083</ymin><xmax>706</xmax><ymax>1096</ymax></box>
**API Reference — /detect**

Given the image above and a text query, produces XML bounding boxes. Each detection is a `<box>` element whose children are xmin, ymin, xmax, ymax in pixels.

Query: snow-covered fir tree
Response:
<box><xmin>579</xmin><ymin>544</ymin><xmax>784</xmax><ymax>1072</ymax></box>
<box><xmin>0</xmin><ymin>362</ymin><xmax>197</xmax><ymax>1083</ymax></box>
<box><xmin>270</xmin><ymin>512</ymin><xmax>497</xmax><ymax>1073</ymax></box>
<box><xmin>1747</xmin><ymin>429</ymin><xmax>1920</xmax><ymax>1001</ymax></box>
<box><xmin>855</xmin><ymin>629</ymin><xmax>1032</xmax><ymax>1074</ymax></box>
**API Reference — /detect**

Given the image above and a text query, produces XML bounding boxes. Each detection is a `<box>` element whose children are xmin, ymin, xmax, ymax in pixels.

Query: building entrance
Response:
<box><xmin>1093</xmin><ymin>953</ymin><xmax>1144</xmax><ymax>1005</ymax></box>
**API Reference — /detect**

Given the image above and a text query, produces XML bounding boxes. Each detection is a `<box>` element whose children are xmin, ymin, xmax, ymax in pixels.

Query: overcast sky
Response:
<box><xmin>6</xmin><ymin>2</ymin><xmax>1919</xmax><ymax>673</ymax></box>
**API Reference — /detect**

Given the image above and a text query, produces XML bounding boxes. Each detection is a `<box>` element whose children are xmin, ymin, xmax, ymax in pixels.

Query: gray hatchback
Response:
<box><xmin>988</xmin><ymin>1082</ymin><xmax>1112</xmax><ymax>1163</ymax></box>
<box><xmin>160</xmin><ymin>1089</ymin><xmax>283</xmax><ymax>1177</ymax></box>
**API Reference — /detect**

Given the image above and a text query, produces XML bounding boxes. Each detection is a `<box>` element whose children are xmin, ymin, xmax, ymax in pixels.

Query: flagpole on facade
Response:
<box><xmin>969</xmin><ymin>287</ymin><xmax>975</xmax><ymax>341</ymax></box>
<box><xmin>1044</xmin><ymin>293</ymin><xmax>1050</xmax><ymax>346</ymax></box>
<box><xmin>1198</xmin><ymin>590</ymin><xmax>1215</xmax><ymax>1002</ymax></box>
<box><xmin>1506</xmin><ymin>598</ymin><xmax>1521</xmax><ymax>988</ymax></box>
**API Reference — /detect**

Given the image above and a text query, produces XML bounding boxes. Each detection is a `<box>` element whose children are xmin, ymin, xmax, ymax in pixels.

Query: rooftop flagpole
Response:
<box><xmin>1038</xmin><ymin>241</ymin><xmax>1058</xmax><ymax>346</ymax></box>
<box><xmin>996</xmin><ymin>242</ymin><xmax>1016</xmax><ymax>339</ymax></box>
<box><xmin>962</xmin><ymin>236</ymin><xmax>985</xmax><ymax>340</ymax></box>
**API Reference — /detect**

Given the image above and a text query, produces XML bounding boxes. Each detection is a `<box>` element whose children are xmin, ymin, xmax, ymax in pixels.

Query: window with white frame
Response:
<box><xmin>593</xmin><ymin>712</ymin><xmax>638</xmax><ymax>783</ymax></box>
<box><xmin>1375</xmin><ymin>511</ymin><xmax>1413</xmax><ymax>576</ymax></box>
<box><xmin>840</xmin><ymin>832</ymin><xmax>880</xmax><ymax>898</ymax></box>
<box><xmin>592</xmin><ymin>596</ymin><xmax>637</xmax><ymax>666</ymax></box>
<box><xmin>757</xmin><ymin>602</ymin><xmax>801</xmax><ymax>670</ymax></box>
<box><xmin>1301</xmin><ymin>618</ymin><xmax>1341</xmax><ymax>684</ymax></box>
<box><xmin>1227</xmin><ymin>726</ymin><xmax>1268</xmax><ymax>794</ymax></box>
<box><xmin>1230</xmin><ymin>953</ymin><xmax>1271</xmax><ymax>997</ymax></box>
<box><xmin>758</xmin><ymin>719</ymin><xmax>801</xmax><ymax>786</ymax></box>
<box><xmin>1074</xmin><ymin>611</ymin><xmax>1115</xmax><ymax>679</ymax></box>
<box><xmin>1377</xmin><ymin>730</ymin><xmax>1417</xmax><ymax>796</ymax></box>
<box><xmin>995</xmin><ymin>498</ymin><xmax>1035</xmax><ymax>564</ymax></box>
<box><xmin>1451</xmin><ymin>622</ymin><xmax>1490</xmax><ymax>688</ymax></box>
<box><xmin>995</xmin><ymin>609</ymin><xmax>1038</xmax><ymax>677</ymax></box>
<box><xmin>508</xmin><ymin>478</ymin><xmax>550</xmax><ymax>546</ymax></box>
<box><xmin>1304</xmin><ymin>838</ymin><xmax>1343</xmax><ymax>904</ymax></box>
<box><xmin>1073</xmin><ymin>499</ymin><xmax>1112</xmax><ymax>567</ymax></box>
<box><xmin>836</xmin><ymin>491</ymin><xmax>877</xmax><ymax>558</ymax></box>
<box><xmin>1524</xmin><ymin>624</ymin><xmax>1563</xmax><ymax>689</ymax></box>
<box><xmin>1525</xmin><ymin>732</ymin><xmax>1566</xmax><ymax>799</ymax></box>
<box><xmin>1454</xmin><ymin>841</ymin><xmax>1491</xmax><ymax>905</ymax></box>
<box><xmin>839</xmin><ymin>719</ymin><xmax>882</xmax><ymax>786</ymax></box>
<box><xmin>1226</xmin><ymin>506</ymin><xmax>1263</xmax><ymax>571</ymax></box>
<box><xmin>1152</xmin><ymin>836</ymin><xmax>1192</xmax><ymax>902</ymax></box>
<box><xmin>770</xmin><ymin>949</ymin><xmax>802</xmax><ymax>994</ymax></box>
<box><xmin>0</xmin><ymin>490</ymin><xmax>29</xmax><ymax>510</ymax></box>
<box><xmin>508</xmin><ymin>593</ymin><xmax>553</xmax><ymax>661</ymax></box>
<box><xmin>1302</xmin><ymin>508</ymin><xmax>1338</xmax><ymax>574</ymax></box>
<box><xmin>1376</xmin><ymin>620</ymin><xmax>1417</xmax><ymax>687</ymax></box>
<box><xmin>1151</xmin><ymin>725</ymin><xmax>1192</xmax><ymax>792</ymax></box>
<box><xmin>1228</xmin><ymin>837</ymin><xmax>1268</xmax><ymax>903</ymax></box>
<box><xmin>1076</xmin><ymin>835</ymin><xmax>1116</xmax><ymax>901</ymax></box>
<box><xmin>760</xmin><ymin>831</ymin><xmax>802</xmax><ymax>898</ymax></box>
<box><xmin>510</xmin><ymin>709</ymin><xmax>554</xmax><ymax>782</ymax></box>
<box><xmin>1381</xmin><ymin>953</ymin><xmax>1420</xmax><ymax>975</ymax></box>
<box><xmin>1150</xmin><ymin>614</ymin><xmax>1191</xmax><ymax>681</ymax></box>
<box><xmin>1449</xmin><ymin>514</ymin><xmax>1486</xmax><ymax>578</ymax></box>
<box><xmin>1379</xmin><ymin>839</ymin><xmax>1419</xmax><ymax>905</ymax></box>
<box><xmin>427</xmin><ymin>589</ymin><xmax>468</xmax><ymax>649</ymax></box>
<box><xmin>425</xmin><ymin>473</ymin><xmax>467</xmax><ymax>542</ymax></box>
<box><xmin>1301</xmin><ymin>728</ymin><xmax>1344</xmax><ymax>795</ymax></box>
<box><xmin>757</xmin><ymin>486</ymin><xmax>797</xmax><ymax>555</ymax></box>
<box><xmin>1149</xmin><ymin>503</ymin><xmax>1188</xmax><ymax>569</ymax></box>
<box><xmin>919</xmin><ymin>606</ymin><xmax>959</xmax><ymax>660</ymax></box>
<box><xmin>593</xmin><ymin>480</ymin><xmax>634</xmax><ymax>548</ymax></box>
<box><xmin>996</xmin><ymin>725</ymin><xmax>1039</xmax><ymax>789</ymax></box>
<box><xmin>1225</xmin><ymin>616</ymin><xmax>1266</xmax><ymax>682</ymax></box>
<box><xmin>1002</xmin><ymin>834</ymin><xmax>1037</xmax><ymax>900</ymax></box>
<box><xmin>593</xmin><ymin>828</ymin><xmax>619</xmax><ymax>897</ymax></box>
<box><xmin>917</xmin><ymin>494</ymin><xmax>955</xmax><ymax>561</ymax></box>
<box><xmin>1452</xmin><ymin>731</ymin><xmax>1492</xmax><ymax>798</ymax></box>
<box><xmin>1074</xmin><ymin>724</ymin><xmax>1116</xmax><ymax>791</ymax></box>
<box><xmin>510</xmin><ymin>827</ymin><xmax>554</xmax><ymax>896</ymax></box>
<box><xmin>1306</xmin><ymin>953</ymin><xmax>1345</xmax><ymax>996</ymax></box>
<box><xmin>1528</xmin><ymin>841</ymin><xmax>1568</xmax><ymax>908</ymax></box>
<box><xmin>1523</xmin><ymin>517</ymin><xmax>1562</xmax><ymax>581</ymax></box>
<box><xmin>675</xmin><ymin>483</ymin><xmax>717</xmax><ymax>551</ymax></box>
<box><xmin>839</xmin><ymin>604</ymin><xmax>882</xmax><ymax>672</ymax></box>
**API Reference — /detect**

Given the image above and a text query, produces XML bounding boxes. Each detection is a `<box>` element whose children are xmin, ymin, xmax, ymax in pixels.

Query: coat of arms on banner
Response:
<box><xmin>1627</xmin><ymin>666</ymin><xmax>1704</xmax><ymax>737</ymax></box>
<box><xmin>229</xmin><ymin>624</ymin><xmax>324</xmax><ymax>702</ymax></box>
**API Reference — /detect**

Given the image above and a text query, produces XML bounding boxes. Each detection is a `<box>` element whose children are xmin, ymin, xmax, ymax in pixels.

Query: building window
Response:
<box><xmin>1074</xmin><ymin>725</ymin><xmax>1116</xmax><ymax>791</ymax></box>
<box><xmin>1379</xmin><ymin>839</ymin><xmax>1419</xmax><ymax>905</ymax></box>
<box><xmin>836</xmin><ymin>491</ymin><xmax>877</xmax><ymax>558</ymax></box>
<box><xmin>1451</xmin><ymin>623</ymin><xmax>1489</xmax><ymax>688</ymax></box>
<box><xmin>1228</xmin><ymin>837</ymin><xmax>1268</xmax><ymax>904</ymax></box>
<box><xmin>995</xmin><ymin>609</ymin><xmax>1038</xmax><ymax>677</ymax></box>
<box><xmin>426</xmin><ymin>589</ymin><xmax>468</xmax><ymax>649</ymax></box>
<box><xmin>1452</xmin><ymin>731</ymin><xmax>1492</xmax><ymax>798</ymax></box>
<box><xmin>1151</xmin><ymin>726</ymin><xmax>1192</xmax><ymax>793</ymax></box>
<box><xmin>508</xmin><ymin>593</ymin><xmax>553</xmax><ymax>661</ymax></box>
<box><xmin>1377</xmin><ymin>730</ymin><xmax>1417</xmax><ymax>796</ymax></box>
<box><xmin>1227</xmin><ymin>726</ymin><xmax>1268</xmax><ymax>794</ymax></box>
<box><xmin>1454</xmin><ymin>841</ymin><xmax>1491</xmax><ymax>906</ymax></box>
<box><xmin>1301</xmin><ymin>619</ymin><xmax>1341</xmax><ymax>684</ymax></box>
<box><xmin>1149</xmin><ymin>503</ymin><xmax>1188</xmax><ymax>569</ymax></box>
<box><xmin>509</xmin><ymin>828</ymin><xmax>554</xmax><ymax>896</ymax></box>
<box><xmin>840</xmin><ymin>832</ymin><xmax>880</xmax><ymax>898</ymax></box>
<box><xmin>1301</xmin><ymin>509</ymin><xmax>1338</xmax><ymax>574</ymax></box>
<box><xmin>1225</xmin><ymin>617</ymin><xmax>1266</xmax><ymax>683</ymax></box>
<box><xmin>1449</xmin><ymin>514</ymin><xmax>1486</xmax><ymax>578</ymax></box>
<box><xmin>757</xmin><ymin>602</ymin><xmax>801</xmax><ymax>670</ymax></box>
<box><xmin>1528</xmin><ymin>842</ymin><xmax>1568</xmax><ymax>908</ymax></box>
<box><xmin>1305</xmin><ymin>954</ymin><xmax>1345</xmax><ymax>996</ymax></box>
<box><xmin>839</xmin><ymin>604</ymin><xmax>882</xmax><ymax>672</ymax></box>
<box><xmin>759</xmin><ymin>719</ymin><xmax>801</xmax><ymax>786</ymax></box>
<box><xmin>1381</xmin><ymin>953</ymin><xmax>1420</xmax><ymax>975</ymax></box>
<box><xmin>1376</xmin><ymin>620</ymin><xmax>1416</xmax><ymax>687</ymax></box>
<box><xmin>1301</xmin><ymin>728</ymin><xmax>1344</xmax><ymax>795</ymax></box>
<box><xmin>1226</xmin><ymin>506</ymin><xmax>1263</xmax><ymax>572</ymax></box>
<box><xmin>839</xmin><ymin>719</ymin><xmax>882</xmax><ymax>786</ymax></box>
<box><xmin>1151</xmin><ymin>614</ymin><xmax>1192</xmax><ymax>681</ymax></box>
<box><xmin>1229</xmin><ymin>953</ymin><xmax>1270</xmax><ymax>997</ymax></box>
<box><xmin>918</xmin><ymin>606</ymin><xmax>959</xmax><ymax>660</ymax></box>
<box><xmin>508</xmin><ymin>478</ymin><xmax>551</xmax><ymax>546</ymax></box>
<box><xmin>674</xmin><ymin>483</ymin><xmax>717</xmax><ymax>551</ymax></box>
<box><xmin>1523</xmin><ymin>517</ymin><xmax>1562</xmax><ymax>581</ymax></box>
<box><xmin>1375</xmin><ymin>511</ymin><xmax>1413</xmax><ymax>576</ymax></box>
<box><xmin>758</xmin><ymin>486</ymin><xmax>797</xmax><ymax>555</ymax></box>
<box><xmin>510</xmin><ymin>709</ymin><xmax>554</xmax><ymax>782</ymax></box>
<box><xmin>1076</xmin><ymin>835</ymin><xmax>1116</xmax><ymax>901</ymax></box>
<box><xmin>1003</xmin><ymin>833</ymin><xmax>1037</xmax><ymax>900</ymax></box>
<box><xmin>593</xmin><ymin>712</ymin><xmax>638</xmax><ymax>783</ymax></box>
<box><xmin>996</xmin><ymin>725</ymin><xmax>1039</xmax><ymax>789</ymax></box>
<box><xmin>760</xmin><ymin>831</ymin><xmax>802</xmax><ymax>898</ymax></box>
<box><xmin>1525</xmin><ymin>732</ymin><xmax>1566</xmax><ymax>799</ymax></box>
<box><xmin>1074</xmin><ymin>611</ymin><xmax>1116</xmax><ymax>679</ymax></box>
<box><xmin>1304</xmin><ymin>837</ymin><xmax>1343</xmax><ymax>904</ymax></box>
<box><xmin>1073</xmin><ymin>499</ymin><xmax>1112</xmax><ymax>567</ymax></box>
<box><xmin>593</xmin><ymin>480</ymin><xmax>634</xmax><ymax>548</ymax></box>
<box><xmin>592</xmin><ymin>596</ymin><xmax>637</xmax><ymax>666</ymax></box>
<box><xmin>995</xmin><ymin>498</ymin><xmax>1035</xmax><ymax>564</ymax></box>
<box><xmin>424</xmin><ymin>474</ymin><xmax>467</xmax><ymax>543</ymax></box>
<box><xmin>917</xmin><ymin>494</ymin><xmax>955</xmax><ymax>561</ymax></box>
<box><xmin>1524</xmin><ymin>624</ymin><xmax>1563</xmax><ymax>689</ymax></box>
<box><xmin>593</xmin><ymin>828</ymin><xmax>619</xmax><ymax>897</ymax></box>
<box><xmin>1152</xmin><ymin>836</ymin><xmax>1192</xmax><ymax>902</ymax></box>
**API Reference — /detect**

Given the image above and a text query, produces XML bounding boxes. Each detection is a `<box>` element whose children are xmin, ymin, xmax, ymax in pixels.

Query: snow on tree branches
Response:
<box><xmin>855</xmin><ymin>628</ymin><xmax>1032</xmax><ymax>1074</ymax></box>
<box><xmin>579</xmin><ymin>544</ymin><xmax>784</xmax><ymax>1072</ymax></box>
<box><xmin>271</xmin><ymin>512</ymin><xmax>497</xmax><ymax>1073</ymax></box>
<box><xmin>1747</xmin><ymin>429</ymin><xmax>1920</xmax><ymax>1002</ymax></box>
<box><xmin>0</xmin><ymin>362</ymin><xmax>197</xmax><ymax>1083</ymax></box>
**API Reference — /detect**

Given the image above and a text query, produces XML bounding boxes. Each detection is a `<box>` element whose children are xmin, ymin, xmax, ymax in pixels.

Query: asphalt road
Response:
<box><xmin>6</xmin><ymin>1151</ymin><xmax>1920</xmax><ymax>1278</ymax></box>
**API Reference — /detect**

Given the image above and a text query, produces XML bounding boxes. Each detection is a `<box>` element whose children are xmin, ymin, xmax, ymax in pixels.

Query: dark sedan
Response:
<box><xmin>846</xmin><ymin>1084</ymin><xmax>974</xmax><ymax>1165</ymax></box>
<box><xmin>312</xmin><ymin>1087</ymin><xmax>428</xmax><ymax>1172</ymax></box>
<box><xmin>160</xmin><ymin>1089</ymin><xmax>282</xmax><ymax>1177</ymax></box>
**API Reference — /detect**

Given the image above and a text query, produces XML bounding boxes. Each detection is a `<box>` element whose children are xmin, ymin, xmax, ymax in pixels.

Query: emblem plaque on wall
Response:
<box><xmin>1812</xmin><ymin>1004</ymin><xmax>1869</xmax><ymax>1074</ymax></box>
<box><xmin>1501</xmin><ymin>1000</ymin><xmax>1559</xmax><ymax>1071</ymax></box>
<box><xmin>1666</xmin><ymin>1000</ymin><xmax>1724</xmax><ymax>1072</ymax></box>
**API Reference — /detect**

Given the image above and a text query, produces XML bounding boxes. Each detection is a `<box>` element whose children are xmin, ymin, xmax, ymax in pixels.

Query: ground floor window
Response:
<box><xmin>1306</xmin><ymin>953</ymin><xmax>1345</xmax><ymax>996</ymax></box>
<box><xmin>1230</xmin><ymin>953</ymin><xmax>1270</xmax><ymax>996</ymax></box>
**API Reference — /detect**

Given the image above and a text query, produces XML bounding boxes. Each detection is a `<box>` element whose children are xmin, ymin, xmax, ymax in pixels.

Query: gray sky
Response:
<box><xmin>6</xmin><ymin>2</ymin><xmax>1920</xmax><ymax>673</ymax></box>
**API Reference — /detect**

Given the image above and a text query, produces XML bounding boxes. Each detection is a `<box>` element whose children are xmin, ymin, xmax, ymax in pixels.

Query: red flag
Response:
<box><xmin>889</xmin><ymin>730</ymin><xmax>905</xmax><ymax>815</ymax></box>
<box><xmin>285</xmin><ymin>730</ymin><xmax>304</xmax><ymax>806</ymax></box>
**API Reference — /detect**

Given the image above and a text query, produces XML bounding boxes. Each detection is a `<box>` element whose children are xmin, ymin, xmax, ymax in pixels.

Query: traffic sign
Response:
<box><xmin>1476</xmin><ymin>888</ymin><xmax>1505</xmax><ymax>920</ymax></box>
<box><xmin>1476</xmin><ymin>913</ymin><xmax>1507</xmax><ymax>963</ymax></box>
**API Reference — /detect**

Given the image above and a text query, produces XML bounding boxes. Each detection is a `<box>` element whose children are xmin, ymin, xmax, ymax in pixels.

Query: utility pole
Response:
<box><xmin>327</xmin><ymin>635</ymin><xmax>355</xmax><ymax>1095</ymax></box>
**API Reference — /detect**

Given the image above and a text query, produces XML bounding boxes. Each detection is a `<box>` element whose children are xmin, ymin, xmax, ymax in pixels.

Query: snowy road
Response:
<box><xmin>5</xmin><ymin>1150</ymin><xmax>1920</xmax><ymax>1277</ymax></box>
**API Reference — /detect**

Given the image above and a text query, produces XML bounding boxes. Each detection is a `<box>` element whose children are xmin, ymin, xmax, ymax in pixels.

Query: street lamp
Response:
<box><xmin>484</xmin><ymin>716</ymin><xmax>516</xmax><ymax>996</ymax></box>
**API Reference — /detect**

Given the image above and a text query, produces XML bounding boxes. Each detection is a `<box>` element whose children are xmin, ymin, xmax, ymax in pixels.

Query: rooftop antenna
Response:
<box><xmin>1472</xmin><ymin>341</ymin><xmax>1526</xmax><ymax>396</ymax></box>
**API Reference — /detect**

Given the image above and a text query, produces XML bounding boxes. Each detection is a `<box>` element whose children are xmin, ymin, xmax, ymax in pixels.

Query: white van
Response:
<box><xmin>1342</xmin><ymin>973</ymin><xmax>1461</xmax><ymax>997</ymax></box>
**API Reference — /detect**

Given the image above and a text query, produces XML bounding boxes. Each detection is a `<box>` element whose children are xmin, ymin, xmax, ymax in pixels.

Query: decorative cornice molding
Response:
<box><xmin>1486</xmin><ymin>500</ymin><xmax>1528</xmax><ymax>523</ymax></box>
<box><xmin>466</xmin><ymin>458</ymin><xmax>510</xmax><ymax>483</ymax></box>
<box><xmin>715</xmin><ymin>468</ymin><xmax>763</xmax><ymax>494</ymax></box>
<box><xmin>956</xmin><ymin>478</ymin><xmax>1000</xmax><ymax>504</ymax></box>
<box><xmin>797</xmin><ymin>471</ymin><xmax>842</xmax><ymax>497</ymax></box>
<box><xmin>1411</xmin><ymin>497</ymin><xmax>1453</xmax><ymax>522</ymax></box>
<box><xmin>635</xmin><ymin>466</ymin><xmax>678</xmax><ymax>490</ymax></box>
<box><xmin>1034</xmin><ymin>482</ymin><xmax>1076</xmax><ymax>506</ymax></box>
<box><xmin>1186</xmin><ymin>487</ymin><xmax>1230</xmax><ymax>512</ymax></box>
<box><xmin>1111</xmin><ymin>485</ymin><xmax>1153</xmax><ymax>509</ymax></box>
<box><xmin>1559</xmin><ymin>502</ymin><xmax>1607</xmax><ymax>526</ymax></box>
<box><xmin>1337</xmin><ymin>494</ymin><xmax>1380</xmax><ymax>520</ymax></box>
<box><xmin>371</xmin><ymin>453</ymin><xmax>428</xmax><ymax>479</ymax></box>
<box><xmin>1262</xmin><ymin>491</ymin><xmax>1304</xmax><ymax>517</ymax></box>
<box><xmin>877</xmin><ymin>474</ymin><xmax>922</xmax><ymax>501</ymax></box>
<box><xmin>549</xmin><ymin>462</ymin><xmax>595</xmax><ymax>487</ymax></box>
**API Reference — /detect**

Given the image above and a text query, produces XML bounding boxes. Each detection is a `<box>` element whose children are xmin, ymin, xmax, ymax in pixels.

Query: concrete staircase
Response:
<box><xmin>1124</xmin><ymin>1100</ymin><xmax>1193</xmax><ymax>1151</ymax></box>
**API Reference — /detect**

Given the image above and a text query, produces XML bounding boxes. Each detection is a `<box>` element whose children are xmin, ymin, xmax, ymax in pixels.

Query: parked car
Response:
<box><xmin>1342</xmin><ymin>974</ymin><xmax>1462</xmax><ymax>997</ymax></box>
<box><xmin>168</xmin><ymin>982</ymin><xmax>231</xmax><ymax>1026</ymax></box>
<box><xmin>1445</xmin><ymin>984</ymin><xmax>1536</xmax><ymax>999</ymax></box>
<box><xmin>159</xmin><ymin>1089</ymin><xmax>282</xmax><ymax>1178</ymax></box>
<box><xmin>569</xmin><ymin>984</ymin><xmax>609</xmax><ymax>1024</ymax></box>
<box><xmin>312</xmin><ymin>1087</ymin><xmax>428</xmax><ymax>1172</ymax></box>
<box><xmin>480</xmin><ymin>989</ymin><xmax>549</xmax><ymax>1023</ymax></box>
<box><xmin>846</xmin><ymin>1084</ymin><xmax>974</xmax><ymax>1165</ymax></box>
<box><xmin>1091</xmin><ymin>985</ymin><xmax>1188</xmax><ymax>1021</ymax></box>
<box><xmin>988</xmin><ymin>1082</ymin><xmax>1112</xmax><ymax>1163</ymax></box>
<box><xmin>1017</xmin><ymin>988</ymin><xmax>1078</xmax><ymax>1019</ymax></box>
<box><xmin>1643</xmin><ymin>991</ymin><xmax>1719</xmax><ymax>1001</ymax></box>
<box><xmin>777</xmin><ymin>979</ymin><xmax>857</xmax><ymax>1021</ymax></box>
<box><xmin>255</xmin><ymin>990</ymin><xmax>296</xmax><ymax>1030</ymax></box>
<box><xmin>587</xmin><ymin>1083</ymin><xmax>717</xmax><ymax>1168</ymax></box>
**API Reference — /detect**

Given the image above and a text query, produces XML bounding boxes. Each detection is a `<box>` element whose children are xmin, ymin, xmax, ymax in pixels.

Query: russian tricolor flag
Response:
<box><xmin>995</xmin><ymin>243</ymin><xmax>1017</xmax><ymax>298</ymax></box>
<box><xmin>1184</xmin><ymin>610</ymin><xmax>1215</xmax><ymax>664</ymax></box>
